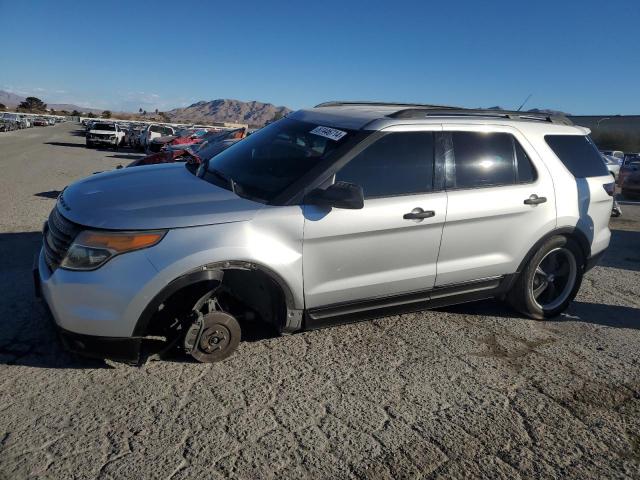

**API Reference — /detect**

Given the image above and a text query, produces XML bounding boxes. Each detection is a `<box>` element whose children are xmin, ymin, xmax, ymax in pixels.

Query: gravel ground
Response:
<box><xmin>1</xmin><ymin>123</ymin><xmax>639</xmax><ymax>479</ymax></box>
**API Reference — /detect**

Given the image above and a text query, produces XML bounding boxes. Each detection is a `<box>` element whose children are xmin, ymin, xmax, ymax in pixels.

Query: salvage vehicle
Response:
<box><xmin>86</xmin><ymin>122</ymin><xmax>125</xmax><ymax>149</ymax></box>
<box><xmin>147</xmin><ymin>128</ymin><xmax>206</xmax><ymax>152</ymax></box>
<box><xmin>128</xmin><ymin>129</ymin><xmax>246</xmax><ymax>167</ymax></box>
<box><xmin>32</xmin><ymin>118</ymin><xmax>49</xmax><ymax>126</ymax></box>
<box><xmin>140</xmin><ymin>124</ymin><xmax>175</xmax><ymax>151</ymax></box>
<box><xmin>128</xmin><ymin>138</ymin><xmax>241</xmax><ymax>167</ymax></box>
<box><xmin>35</xmin><ymin>102</ymin><xmax>613</xmax><ymax>364</ymax></box>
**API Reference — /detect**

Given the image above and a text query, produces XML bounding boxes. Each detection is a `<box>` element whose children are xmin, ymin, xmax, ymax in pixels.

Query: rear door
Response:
<box><xmin>436</xmin><ymin>125</ymin><xmax>556</xmax><ymax>286</ymax></box>
<box><xmin>302</xmin><ymin>126</ymin><xmax>447</xmax><ymax>310</ymax></box>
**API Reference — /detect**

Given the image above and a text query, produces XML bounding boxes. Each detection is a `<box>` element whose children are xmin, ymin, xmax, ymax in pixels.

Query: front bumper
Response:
<box><xmin>34</xmin><ymin>246</ymin><xmax>162</xmax><ymax>361</ymax></box>
<box><xmin>34</xmin><ymin>260</ymin><xmax>142</xmax><ymax>363</ymax></box>
<box><xmin>88</xmin><ymin>137</ymin><xmax>117</xmax><ymax>144</ymax></box>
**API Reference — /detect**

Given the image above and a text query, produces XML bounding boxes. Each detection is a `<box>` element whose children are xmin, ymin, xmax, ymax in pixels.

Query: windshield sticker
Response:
<box><xmin>310</xmin><ymin>126</ymin><xmax>347</xmax><ymax>141</ymax></box>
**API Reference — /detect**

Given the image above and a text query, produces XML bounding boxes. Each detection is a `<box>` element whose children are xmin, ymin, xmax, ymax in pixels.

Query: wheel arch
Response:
<box><xmin>514</xmin><ymin>227</ymin><xmax>591</xmax><ymax>278</ymax></box>
<box><xmin>133</xmin><ymin>260</ymin><xmax>302</xmax><ymax>337</ymax></box>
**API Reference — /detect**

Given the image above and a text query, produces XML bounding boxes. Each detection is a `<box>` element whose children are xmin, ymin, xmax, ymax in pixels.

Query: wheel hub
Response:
<box><xmin>188</xmin><ymin>311</ymin><xmax>241</xmax><ymax>363</ymax></box>
<box><xmin>199</xmin><ymin>326</ymin><xmax>230</xmax><ymax>353</ymax></box>
<box><xmin>530</xmin><ymin>247</ymin><xmax>577</xmax><ymax>311</ymax></box>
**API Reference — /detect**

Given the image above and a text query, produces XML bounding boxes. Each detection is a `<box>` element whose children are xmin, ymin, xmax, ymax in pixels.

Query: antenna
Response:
<box><xmin>516</xmin><ymin>94</ymin><xmax>532</xmax><ymax>112</ymax></box>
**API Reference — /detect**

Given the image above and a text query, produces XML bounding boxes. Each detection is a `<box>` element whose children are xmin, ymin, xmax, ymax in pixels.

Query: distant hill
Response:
<box><xmin>0</xmin><ymin>90</ymin><xmax>26</xmax><ymax>107</ymax></box>
<box><xmin>166</xmin><ymin>99</ymin><xmax>292</xmax><ymax>127</ymax></box>
<box><xmin>0</xmin><ymin>90</ymin><xmax>102</xmax><ymax>113</ymax></box>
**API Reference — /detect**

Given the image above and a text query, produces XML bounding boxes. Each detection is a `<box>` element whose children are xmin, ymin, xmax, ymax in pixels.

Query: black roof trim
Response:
<box><xmin>313</xmin><ymin>101</ymin><xmax>573</xmax><ymax>125</ymax></box>
<box><xmin>315</xmin><ymin>100</ymin><xmax>458</xmax><ymax>109</ymax></box>
<box><xmin>389</xmin><ymin>108</ymin><xmax>573</xmax><ymax>125</ymax></box>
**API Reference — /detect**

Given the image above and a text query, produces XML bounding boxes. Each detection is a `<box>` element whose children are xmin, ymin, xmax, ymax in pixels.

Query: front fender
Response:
<box><xmin>144</xmin><ymin>215</ymin><xmax>304</xmax><ymax>311</ymax></box>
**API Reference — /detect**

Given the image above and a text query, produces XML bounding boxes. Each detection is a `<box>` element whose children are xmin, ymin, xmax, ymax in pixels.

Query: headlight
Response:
<box><xmin>61</xmin><ymin>230</ymin><xmax>166</xmax><ymax>270</ymax></box>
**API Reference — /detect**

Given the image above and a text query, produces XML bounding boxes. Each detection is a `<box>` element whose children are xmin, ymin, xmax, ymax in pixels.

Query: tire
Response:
<box><xmin>508</xmin><ymin>235</ymin><xmax>584</xmax><ymax>319</ymax></box>
<box><xmin>86</xmin><ymin>141</ymin><xmax>93</xmax><ymax>148</ymax></box>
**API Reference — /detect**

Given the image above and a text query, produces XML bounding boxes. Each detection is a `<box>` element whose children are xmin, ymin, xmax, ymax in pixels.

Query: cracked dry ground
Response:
<box><xmin>1</xmin><ymin>124</ymin><xmax>640</xmax><ymax>479</ymax></box>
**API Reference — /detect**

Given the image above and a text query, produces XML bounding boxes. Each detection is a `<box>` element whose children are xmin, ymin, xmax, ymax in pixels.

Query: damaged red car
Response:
<box><xmin>128</xmin><ymin>128</ymin><xmax>246</xmax><ymax>168</ymax></box>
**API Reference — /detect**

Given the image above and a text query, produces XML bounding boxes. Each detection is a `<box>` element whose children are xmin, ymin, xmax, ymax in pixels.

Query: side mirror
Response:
<box><xmin>305</xmin><ymin>181</ymin><xmax>364</xmax><ymax>210</ymax></box>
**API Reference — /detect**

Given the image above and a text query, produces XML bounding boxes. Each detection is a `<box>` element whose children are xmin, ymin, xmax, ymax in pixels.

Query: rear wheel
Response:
<box><xmin>508</xmin><ymin>236</ymin><xmax>584</xmax><ymax>319</ymax></box>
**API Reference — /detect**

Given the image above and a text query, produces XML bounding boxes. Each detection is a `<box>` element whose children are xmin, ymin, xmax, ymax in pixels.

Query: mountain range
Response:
<box><xmin>164</xmin><ymin>99</ymin><xmax>291</xmax><ymax>127</ymax></box>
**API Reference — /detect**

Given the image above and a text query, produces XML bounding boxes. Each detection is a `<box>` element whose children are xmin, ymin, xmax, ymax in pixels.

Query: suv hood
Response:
<box><xmin>59</xmin><ymin>163</ymin><xmax>264</xmax><ymax>230</ymax></box>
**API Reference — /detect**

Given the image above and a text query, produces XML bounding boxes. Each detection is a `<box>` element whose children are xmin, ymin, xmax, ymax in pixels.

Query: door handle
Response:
<box><xmin>403</xmin><ymin>208</ymin><xmax>435</xmax><ymax>220</ymax></box>
<box><xmin>524</xmin><ymin>194</ymin><xmax>547</xmax><ymax>205</ymax></box>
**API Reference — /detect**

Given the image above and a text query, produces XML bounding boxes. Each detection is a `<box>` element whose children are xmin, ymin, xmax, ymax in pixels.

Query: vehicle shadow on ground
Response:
<box><xmin>44</xmin><ymin>141</ymin><xmax>87</xmax><ymax>148</ymax></box>
<box><xmin>34</xmin><ymin>190</ymin><xmax>62</xmax><ymax>199</ymax></box>
<box><xmin>105</xmin><ymin>153</ymin><xmax>145</xmax><ymax>160</ymax></box>
<box><xmin>0</xmin><ymin>231</ymin><xmax>111</xmax><ymax>369</ymax></box>
<box><xmin>601</xmin><ymin>228</ymin><xmax>640</xmax><ymax>272</ymax></box>
<box><xmin>439</xmin><ymin>298</ymin><xmax>640</xmax><ymax>330</ymax></box>
<box><xmin>569</xmin><ymin>301</ymin><xmax>640</xmax><ymax>329</ymax></box>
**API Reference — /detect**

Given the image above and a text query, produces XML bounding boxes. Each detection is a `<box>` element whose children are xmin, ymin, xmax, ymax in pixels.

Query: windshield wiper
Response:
<box><xmin>197</xmin><ymin>161</ymin><xmax>265</xmax><ymax>203</ymax></box>
<box><xmin>209</xmin><ymin>168</ymin><xmax>237</xmax><ymax>194</ymax></box>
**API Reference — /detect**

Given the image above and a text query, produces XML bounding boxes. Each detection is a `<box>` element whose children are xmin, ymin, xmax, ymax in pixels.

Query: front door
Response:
<box><xmin>302</xmin><ymin>127</ymin><xmax>447</xmax><ymax>310</ymax></box>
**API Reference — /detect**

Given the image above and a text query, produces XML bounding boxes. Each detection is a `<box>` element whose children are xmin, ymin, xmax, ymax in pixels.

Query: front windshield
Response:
<box><xmin>205</xmin><ymin>118</ymin><xmax>355</xmax><ymax>202</ymax></box>
<box><xmin>93</xmin><ymin>123</ymin><xmax>115</xmax><ymax>131</ymax></box>
<box><xmin>150</xmin><ymin>125</ymin><xmax>173</xmax><ymax>135</ymax></box>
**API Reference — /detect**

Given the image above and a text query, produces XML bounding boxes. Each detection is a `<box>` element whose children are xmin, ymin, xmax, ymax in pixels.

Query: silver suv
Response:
<box><xmin>35</xmin><ymin>102</ymin><xmax>614</xmax><ymax>363</ymax></box>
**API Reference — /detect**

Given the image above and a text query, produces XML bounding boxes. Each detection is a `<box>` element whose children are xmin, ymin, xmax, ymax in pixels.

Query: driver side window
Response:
<box><xmin>335</xmin><ymin>132</ymin><xmax>435</xmax><ymax>199</ymax></box>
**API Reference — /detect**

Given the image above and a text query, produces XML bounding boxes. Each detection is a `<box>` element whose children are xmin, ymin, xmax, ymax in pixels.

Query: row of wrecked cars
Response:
<box><xmin>81</xmin><ymin>119</ymin><xmax>247</xmax><ymax>169</ymax></box>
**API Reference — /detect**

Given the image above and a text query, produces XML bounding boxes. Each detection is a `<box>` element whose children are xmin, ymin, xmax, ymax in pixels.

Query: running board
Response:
<box><xmin>304</xmin><ymin>276</ymin><xmax>509</xmax><ymax>330</ymax></box>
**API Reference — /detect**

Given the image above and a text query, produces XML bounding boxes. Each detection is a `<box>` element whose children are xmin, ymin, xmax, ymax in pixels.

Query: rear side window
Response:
<box><xmin>336</xmin><ymin>132</ymin><xmax>434</xmax><ymax>198</ymax></box>
<box><xmin>545</xmin><ymin>135</ymin><xmax>609</xmax><ymax>177</ymax></box>
<box><xmin>450</xmin><ymin>132</ymin><xmax>514</xmax><ymax>188</ymax></box>
<box><xmin>448</xmin><ymin>132</ymin><xmax>537</xmax><ymax>189</ymax></box>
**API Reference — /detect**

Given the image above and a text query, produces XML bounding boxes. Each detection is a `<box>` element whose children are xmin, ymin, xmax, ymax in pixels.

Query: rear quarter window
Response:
<box><xmin>545</xmin><ymin>135</ymin><xmax>609</xmax><ymax>178</ymax></box>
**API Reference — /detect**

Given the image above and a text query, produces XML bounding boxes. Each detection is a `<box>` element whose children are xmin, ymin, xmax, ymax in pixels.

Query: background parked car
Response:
<box><xmin>140</xmin><ymin>124</ymin><xmax>175</xmax><ymax>152</ymax></box>
<box><xmin>603</xmin><ymin>154</ymin><xmax>621</xmax><ymax>180</ymax></box>
<box><xmin>127</xmin><ymin>129</ymin><xmax>244</xmax><ymax>167</ymax></box>
<box><xmin>86</xmin><ymin>122</ymin><xmax>125</xmax><ymax>149</ymax></box>
<box><xmin>619</xmin><ymin>160</ymin><xmax>640</xmax><ymax>199</ymax></box>
<box><xmin>623</xmin><ymin>153</ymin><xmax>640</xmax><ymax>166</ymax></box>
<box><xmin>601</xmin><ymin>150</ymin><xmax>624</xmax><ymax>163</ymax></box>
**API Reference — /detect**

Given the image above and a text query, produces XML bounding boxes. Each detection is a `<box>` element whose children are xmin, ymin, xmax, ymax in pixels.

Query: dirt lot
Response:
<box><xmin>1</xmin><ymin>123</ymin><xmax>639</xmax><ymax>479</ymax></box>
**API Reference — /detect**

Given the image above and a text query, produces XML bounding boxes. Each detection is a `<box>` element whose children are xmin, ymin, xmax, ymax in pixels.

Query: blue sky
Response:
<box><xmin>1</xmin><ymin>0</ymin><xmax>639</xmax><ymax>114</ymax></box>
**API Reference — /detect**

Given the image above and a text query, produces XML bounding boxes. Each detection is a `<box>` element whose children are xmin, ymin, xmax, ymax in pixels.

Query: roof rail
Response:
<box><xmin>389</xmin><ymin>108</ymin><xmax>573</xmax><ymax>125</ymax></box>
<box><xmin>314</xmin><ymin>100</ymin><xmax>458</xmax><ymax>109</ymax></box>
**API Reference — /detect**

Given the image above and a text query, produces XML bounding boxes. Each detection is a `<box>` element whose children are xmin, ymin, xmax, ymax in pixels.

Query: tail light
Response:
<box><xmin>603</xmin><ymin>182</ymin><xmax>615</xmax><ymax>196</ymax></box>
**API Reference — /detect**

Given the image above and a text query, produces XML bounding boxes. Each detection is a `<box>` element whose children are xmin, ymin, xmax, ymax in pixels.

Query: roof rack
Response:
<box><xmin>313</xmin><ymin>101</ymin><xmax>573</xmax><ymax>125</ymax></box>
<box><xmin>314</xmin><ymin>100</ymin><xmax>458</xmax><ymax>110</ymax></box>
<box><xmin>389</xmin><ymin>108</ymin><xmax>573</xmax><ymax>125</ymax></box>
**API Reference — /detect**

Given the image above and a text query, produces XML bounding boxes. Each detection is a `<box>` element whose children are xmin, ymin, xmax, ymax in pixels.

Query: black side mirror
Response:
<box><xmin>305</xmin><ymin>181</ymin><xmax>364</xmax><ymax>209</ymax></box>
